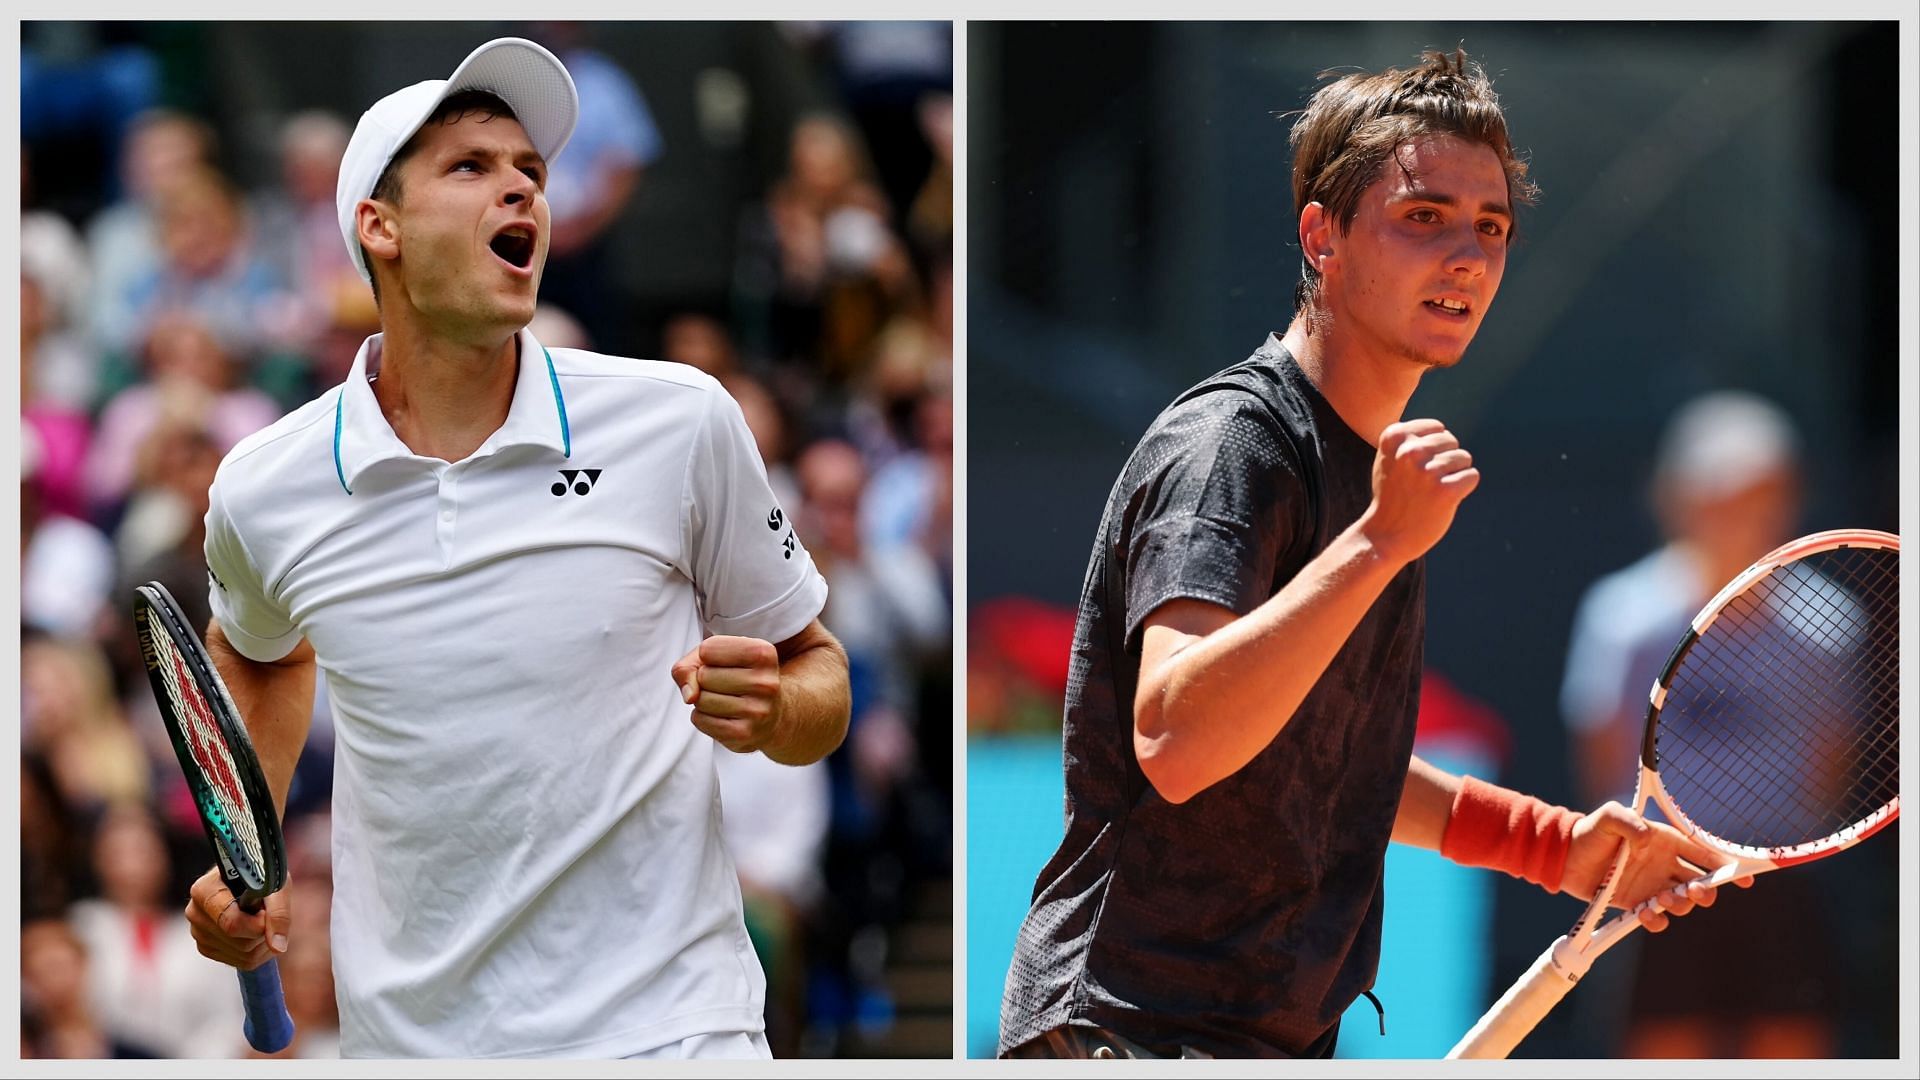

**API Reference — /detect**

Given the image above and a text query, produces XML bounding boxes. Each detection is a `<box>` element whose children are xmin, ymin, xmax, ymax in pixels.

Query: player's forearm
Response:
<box><xmin>1392</xmin><ymin>754</ymin><xmax>1462</xmax><ymax>849</ymax></box>
<box><xmin>205</xmin><ymin>622</ymin><xmax>316</xmax><ymax>819</ymax></box>
<box><xmin>1134</xmin><ymin>523</ymin><xmax>1406</xmax><ymax>803</ymax></box>
<box><xmin>765</xmin><ymin>626</ymin><xmax>851</xmax><ymax>766</ymax></box>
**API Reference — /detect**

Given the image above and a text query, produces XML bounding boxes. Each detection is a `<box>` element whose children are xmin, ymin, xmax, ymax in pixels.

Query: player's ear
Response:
<box><xmin>356</xmin><ymin>197</ymin><xmax>400</xmax><ymax>265</ymax></box>
<box><xmin>1299</xmin><ymin>201</ymin><xmax>1337</xmax><ymax>277</ymax></box>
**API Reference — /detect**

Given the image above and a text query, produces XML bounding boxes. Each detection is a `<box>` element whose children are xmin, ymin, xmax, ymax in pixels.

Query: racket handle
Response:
<box><xmin>238</xmin><ymin>961</ymin><xmax>295</xmax><ymax>1054</ymax></box>
<box><xmin>1446</xmin><ymin>936</ymin><xmax>1586</xmax><ymax>1059</ymax></box>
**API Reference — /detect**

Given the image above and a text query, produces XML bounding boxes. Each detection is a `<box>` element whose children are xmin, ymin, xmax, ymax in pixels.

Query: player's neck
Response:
<box><xmin>1280</xmin><ymin>312</ymin><xmax>1423</xmax><ymax>448</ymax></box>
<box><xmin>371</xmin><ymin>315</ymin><xmax>521</xmax><ymax>464</ymax></box>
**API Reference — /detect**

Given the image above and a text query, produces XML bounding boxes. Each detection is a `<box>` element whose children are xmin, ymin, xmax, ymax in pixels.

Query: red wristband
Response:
<box><xmin>1439</xmin><ymin>775</ymin><xmax>1582</xmax><ymax>893</ymax></box>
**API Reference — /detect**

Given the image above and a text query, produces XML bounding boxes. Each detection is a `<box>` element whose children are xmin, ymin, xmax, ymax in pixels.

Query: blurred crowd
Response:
<box><xmin>21</xmin><ymin>21</ymin><xmax>952</xmax><ymax>1059</ymax></box>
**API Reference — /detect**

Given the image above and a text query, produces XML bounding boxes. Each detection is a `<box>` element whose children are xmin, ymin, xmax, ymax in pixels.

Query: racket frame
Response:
<box><xmin>132</xmin><ymin>581</ymin><xmax>295</xmax><ymax>1053</ymax></box>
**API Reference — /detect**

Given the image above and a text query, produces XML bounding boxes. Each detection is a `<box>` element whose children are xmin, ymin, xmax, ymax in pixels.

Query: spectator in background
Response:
<box><xmin>20</xmin><ymin>635</ymin><xmax>148</xmax><ymax>818</ymax></box>
<box><xmin>1561</xmin><ymin>390</ymin><xmax>1834</xmax><ymax>1058</ymax></box>
<box><xmin>21</xmin><ymin>750</ymin><xmax>88</xmax><ymax>922</ymax></box>
<box><xmin>114</xmin><ymin>423</ymin><xmax>225</xmax><ymax>635</ymax></box>
<box><xmin>862</xmin><ymin>388</ymin><xmax>951</xmax><ymax>580</ymax></box>
<box><xmin>663</xmin><ymin>311</ymin><xmax>742</xmax><ymax>379</ymax></box>
<box><xmin>783</xmin><ymin>22</ymin><xmax>951</xmax><ymax>227</ymax></box>
<box><xmin>252</xmin><ymin>109</ymin><xmax>377</xmax><ymax>392</ymax></box>
<box><xmin>85</xmin><ymin>311</ymin><xmax>279</xmax><ymax>520</ymax></box>
<box><xmin>527</xmin><ymin>22</ymin><xmax>664</xmax><ymax>353</ymax></box>
<box><xmin>69</xmin><ymin>804</ymin><xmax>246</xmax><ymax>1059</ymax></box>
<box><xmin>22</xmin><ymin>427</ymin><xmax>117</xmax><ymax>642</ymax></box>
<box><xmin>22</xmin><ymin>148</ymin><xmax>100</xmax><ymax>412</ymax></box>
<box><xmin>906</xmin><ymin>93</ymin><xmax>951</xmax><ymax>259</ymax></box>
<box><xmin>99</xmin><ymin>165</ymin><xmax>290</xmax><ymax>364</ymax></box>
<box><xmin>22</xmin><ymin>273</ymin><xmax>96</xmax><ymax>520</ymax></box>
<box><xmin>86</xmin><ymin>109</ymin><xmax>219</xmax><ymax>353</ymax></box>
<box><xmin>21</xmin><ymin>919</ymin><xmax>136</xmax><ymax>1059</ymax></box>
<box><xmin>748</xmin><ymin>113</ymin><xmax>913</xmax><ymax>378</ymax></box>
<box><xmin>794</xmin><ymin>438</ymin><xmax>946</xmax><ymax>856</ymax></box>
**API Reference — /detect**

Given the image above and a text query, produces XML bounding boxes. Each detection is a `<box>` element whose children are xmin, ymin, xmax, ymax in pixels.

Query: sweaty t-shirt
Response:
<box><xmin>999</xmin><ymin>335</ymin><xmax>1425</xmax><ymax>1057</ymax></box>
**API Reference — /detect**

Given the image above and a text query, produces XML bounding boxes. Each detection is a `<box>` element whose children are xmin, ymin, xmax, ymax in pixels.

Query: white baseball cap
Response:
<box><xmin>336</xmin><ymin>37</ymin><xmax>579</xmax><ymax>283</ymax></box>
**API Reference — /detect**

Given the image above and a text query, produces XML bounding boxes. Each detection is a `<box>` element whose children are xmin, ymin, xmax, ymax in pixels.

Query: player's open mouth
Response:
<box><xmin>1424</xmin><ymin>298</ymin><xmax>1470</xmax><ymax>318</ymax></box>
<box><xmin>489</xmin><ymin>226</ymin><xmax>536</xmax><ymax>272</ymax></box>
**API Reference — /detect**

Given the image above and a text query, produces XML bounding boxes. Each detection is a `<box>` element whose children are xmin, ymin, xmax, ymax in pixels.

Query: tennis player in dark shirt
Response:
<box><xmin>999</xmin><ymin>49</ymin><xmax>1750</xmax><ymax>1060</ymax></box>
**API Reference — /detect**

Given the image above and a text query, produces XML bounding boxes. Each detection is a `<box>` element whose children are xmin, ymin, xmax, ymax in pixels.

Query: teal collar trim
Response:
<box><xmin>332</xmin><ymin>387</ymin><xmax>352</xmax><ymax>495</ymax></box>
<box><xmin>545</xmin><ymin>347</ymin><xmax>571</xmax><ymax>458</ymax></box>
<box><xmin>333</xmin><ymin>339</ymin><xmax>567</xmax><ymax>495</ymax></box>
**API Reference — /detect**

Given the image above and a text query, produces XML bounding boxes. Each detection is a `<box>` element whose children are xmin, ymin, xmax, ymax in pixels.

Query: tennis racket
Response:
<box><xmin>1448</xmin><ymin>528</ymin><xmax>1900</xmax><ymax>1059</ymax></box>
<box><xmin>132</xmin><ymin>582</ymin><xmax>296</xmax><ymax>1055</ymax></box>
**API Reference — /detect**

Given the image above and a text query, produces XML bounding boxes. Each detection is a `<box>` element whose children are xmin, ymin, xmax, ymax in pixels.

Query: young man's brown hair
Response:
<box><xmin>1287</xmin><ymin>48</ymin><xmax>1540</xmax><ymax>311</ymax></box>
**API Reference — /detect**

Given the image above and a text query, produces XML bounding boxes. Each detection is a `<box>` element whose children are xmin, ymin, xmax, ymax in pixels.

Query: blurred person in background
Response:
<box><xmin>22</xmin><ymin>144</ymin><xmax>100</xmax><ymax>415</ymax></box>
<box><xmin>20</xmin><ymin>636</ymin><xmax>149</xmax><ymax>815</ymax></box>
<box><xmin>792</xmin><ymin>437</ymin><xmax>948</xmax><ymax>1043</ymax></box>
<box><xmin>21</xmin><ymin>427</ymin><xmax>115</xmax><ymax>643</ymax></box>
<box><xmin>22</xmin><ymin>272</ymin><xmax>97</xmax><ymax>520</ymax></box>
<box><xmin>69</xmin><ymin>804</ymin><xmax>246</xmax><ymax>1059</ymax></box>
<box><xmin>525</xmin><ymin>22</ymin><xmax>664</xmax><ymax>353</ymax></box>
<box><xmin>97</xmin><ymin>165</ymin><xmax>290</xmax><ymax>365</ymax></box>
<box><xmin>663</xmin><ymin>311</ymin><xmax>743</xmax><ymax>380</ymax></box>
<box><xmin>906</xmin><ymin>94</ymin><xmax>951</xmax><ymax>259</ymax></box>
<box><xmin>795</xmin><ymin>438</ymin><xmax>947</xmax><ymax>780</ymax></box>
<box><xmin>252</xmin><ymin>109</ymin><xmax>378</xmax><ymax>392</ymax></box>
<box><xmin>21</xmin><ymin>750</ymin><xmax>88</xmax><ymax>922</ymax></box>
<box><xmin>859</xmin><ymin>383</ymin><xmax>950</xmax><ymax>576</ymax></box>
<box><xmin>21</xmin><ymin>919</ymin><xmax>137</xmax><ymax>1059</ymax></box>
<box><xmin>85</xmin><ymin>310</ymin><xmax>279</xmax><ymax>522</ymax></box>
<box><xmin>783</xmin><ymin>22</ymin><xmax>951</xmax><ymax>228</ymax></box>
<box><xmin>747</xmin><ymin>113</ymin><xmax>914</xmax><ymax>379</ymax></box>
<box><xmin>114</xmin><ymin>422</ymin><xmax>226</xmax><ymax>635</ymax></box>
<box><xmin>86</xmin><ymin>109</ymin><xmax>220</xmax><ymax>351</ymax></box>
<box><xmin>1560</xmin><ymin>391</ymin><xmax>1836</xmax><ymax>1058</ymax></box>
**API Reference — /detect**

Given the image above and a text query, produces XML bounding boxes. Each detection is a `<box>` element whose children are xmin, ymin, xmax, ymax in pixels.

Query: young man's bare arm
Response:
<box><xmin>1133</xmin><ymin>419</ymin><xmax>1477</xmax><ymax>804</ymax></box>
<box><xmin>204</xmin><ymin>621</ymin><xmax>317</xmax><ymax>819</ymax></box>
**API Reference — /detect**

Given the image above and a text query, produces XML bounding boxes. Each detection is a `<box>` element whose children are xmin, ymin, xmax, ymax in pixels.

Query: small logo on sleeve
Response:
<box><xmin>551</xmin><ymin>469</ymin><xmax>603</xmax><ymax>496</ymax></box>
<box><xmin>768</xmin><ymin>505</ymin><xmax>796</xmax><ymax>559</ymax></box>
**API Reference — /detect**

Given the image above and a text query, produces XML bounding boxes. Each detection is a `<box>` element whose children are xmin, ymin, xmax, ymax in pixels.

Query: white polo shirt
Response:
<box><xmin>203</xmin><ymin>328</ymin><xmax>827</xmax><ymax>1058</ymax></box>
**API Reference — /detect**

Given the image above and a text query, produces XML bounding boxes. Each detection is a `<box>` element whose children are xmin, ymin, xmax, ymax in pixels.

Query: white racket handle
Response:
<box><xmin>1446</xmin><ymin>935</ymin><xmax>1591</xmax><ymax>1059</ymax></box>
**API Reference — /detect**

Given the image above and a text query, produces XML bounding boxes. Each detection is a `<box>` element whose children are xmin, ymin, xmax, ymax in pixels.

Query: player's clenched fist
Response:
<box><xmin>1359</xmin><ymin>418</ymin><xmax>1480</xmax><ymax>566</ymax></box>
<box><xmin>184</xmin><ymin>866</ymin><xmax>290</xmax><ymax>971</ymax></box>
<box><xmin>672</xmin><ymin>635</ymin><xmax>784</xmax><ymax>753</ymax></box>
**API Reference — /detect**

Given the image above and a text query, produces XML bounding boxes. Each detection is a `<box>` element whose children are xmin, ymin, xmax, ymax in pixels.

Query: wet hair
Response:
<box><xmin>1287</xmin><ymin>48</ymin><xmax>1538</xmax><ymax>311</ymax></box>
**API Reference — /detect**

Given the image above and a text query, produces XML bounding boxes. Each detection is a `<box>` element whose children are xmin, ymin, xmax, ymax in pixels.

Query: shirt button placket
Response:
<box><xmin>437</xmin><ymin>467</ymin><xmax>458</xmax><ymax>563</ymax></box>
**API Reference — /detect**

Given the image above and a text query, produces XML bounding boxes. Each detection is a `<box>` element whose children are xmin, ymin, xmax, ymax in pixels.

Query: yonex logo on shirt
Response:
<box><xmin>552</xmin><ymin>469</ymin><xmax>603</xmax><ymax>496</ymax></box>
<box><xmin>767</xmin><ymin>504</ymin><xmax>798</xmax><ymax>558</ymax></box>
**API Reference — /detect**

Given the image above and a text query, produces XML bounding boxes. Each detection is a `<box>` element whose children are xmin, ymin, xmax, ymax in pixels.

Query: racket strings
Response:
<box><xmin>1656</xmin><ymin>546</ymin><xmax>1898</xmax><ymax>853</ymax></box>
<box><xmin>150</xmin><ymin>622</ymin><xmax>269</xmax><ymax>874</ymax></box>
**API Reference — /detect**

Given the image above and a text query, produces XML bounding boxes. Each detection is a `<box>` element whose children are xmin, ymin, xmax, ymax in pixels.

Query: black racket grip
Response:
<box><xmin>238</xmin><ymin>961</ymin><xmax>295</xmax><ymax>1053</ymax></box>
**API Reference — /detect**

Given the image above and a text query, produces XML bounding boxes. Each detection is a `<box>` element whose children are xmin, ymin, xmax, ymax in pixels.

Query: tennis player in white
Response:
<box><xmin>180</xmin><ymin>38</ymin><xmax>851</xmax><ymax>1059</ymax></box>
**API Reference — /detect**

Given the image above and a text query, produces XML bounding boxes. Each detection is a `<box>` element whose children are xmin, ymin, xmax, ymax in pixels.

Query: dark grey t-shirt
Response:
<box><xmin>999</xmin><ymin>336</ymin><xmax>1425</xmax><ymax>1058</ymax></box>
